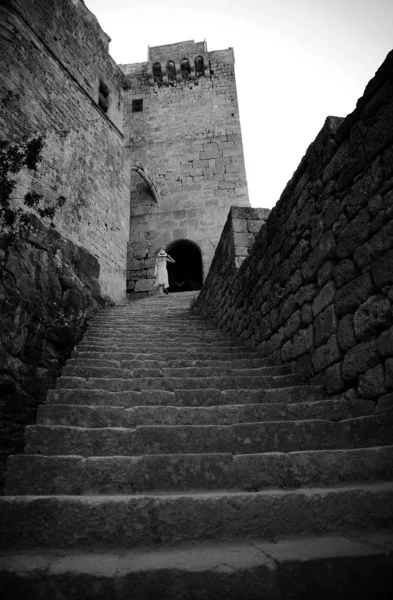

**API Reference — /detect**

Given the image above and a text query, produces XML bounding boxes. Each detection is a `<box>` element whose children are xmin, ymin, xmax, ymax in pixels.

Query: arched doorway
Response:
<box><xmin>166</xmin><ymin>240</ymin><xmax>203</xmax><ymax>292</ymax></box>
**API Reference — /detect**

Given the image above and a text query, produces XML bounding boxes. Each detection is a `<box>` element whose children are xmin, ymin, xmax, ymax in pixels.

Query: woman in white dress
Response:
<box><xmin>154</xmin><ymin>248</ymin><xmax>175</xmax><ymax>296</ymax></box>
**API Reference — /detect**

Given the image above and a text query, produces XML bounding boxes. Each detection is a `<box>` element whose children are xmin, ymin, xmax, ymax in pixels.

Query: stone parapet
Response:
<box><xmin>195</xmin><ymin>50</ymin><xmax>393</xmax><ymax>400</ymax></box>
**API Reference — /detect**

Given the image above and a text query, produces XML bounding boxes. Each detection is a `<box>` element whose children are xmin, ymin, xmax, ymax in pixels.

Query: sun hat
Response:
<box><xmin>158</xmin><ymin>249</ymin><xmax>167</xmax><ymax>255</ymax></box>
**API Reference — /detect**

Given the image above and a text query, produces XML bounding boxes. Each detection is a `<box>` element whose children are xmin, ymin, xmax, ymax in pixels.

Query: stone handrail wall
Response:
<box><xmin>195</xmin><ymin>50</ymin><xmax>393</xmax><ymax>400</ymax></box>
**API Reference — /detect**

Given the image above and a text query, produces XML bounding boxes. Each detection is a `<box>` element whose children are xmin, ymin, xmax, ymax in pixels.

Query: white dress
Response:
<box><xmin>155</xmin><ymin>256</ymin><xmax>169</xmax><ymax>288</ymax></box>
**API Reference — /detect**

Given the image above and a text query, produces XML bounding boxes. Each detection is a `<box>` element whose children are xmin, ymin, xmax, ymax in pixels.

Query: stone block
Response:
<box><xmin>324</xmin><ymin>362</ymin><xmax>346</xmax><ymax>394</ymax></box>
<box><xmin>358</xmin><ymin>364</ymin><xmax>386</xmax><ymax>399</ymax></box>
<box><xmin>283</xmin><ymin>310</ymin><xmax>301</xmax><ymax>340</ymax></box>
<box><xmin>342</xmin><ymin>340</ymin><xmax>380</xmax><ymax>381</ymax></box>
<box><xmin>288</xmin><ymin>270</ymin><xmax>302</xmax><ymax>293</ymax></box>
<box><xmin>281</xmin><ymin>340</ymin><xmax>293</xmax><ymax>362</ymax></box>
<box><xmin>295</xmin><ymin>284</ymin><xmax>317</xmax><ymax>307</ymax></box>
<box><xmin>248</xmin><ymin>220</ymin><xmax>263</xmax><ymax>234</ymax></box>
<box><xmin>317</xmin><ymin>260</ymin><xmax>335</xmax><ymax>288</ymax></box>
<box><xmin>385</xmin><ymin>359</ymin><xmax>393</xmax><ymax>389</ymax></box>
<box><xmin>333</xmin><ymin>259</ymin><xmax>360</xmax><ymax>288</ymax></box>
<box><xmin>372</xmin><ymin>248</ymin><xmax>393</xmax><ymax>288</ymax></box>
<box><xmin>279</xmin><ymin>295</ymin><xmax>296</xmax><ymax>324</ymax></box>
<box><xmin>377</xmin><ymin>326</ymin><xmax>393</xmax><ymax>357</ymax></box>
<box><xmin>135</xmin><ymin>279</ymin><xmax>155</xmax><ymax>292</ymax></box>
<box><xmin>314</xmin><ymin>304</ymin><xmax>338</xmax><ymax>347</ymax></box>
<box><xmin>337</xmin><ymin>314</ymin><xmax>357</xmax><ymax>351</ymax></box>
<box><xmin>232</xmin><ymin>218</ymin><xmax>248</xmax><ymax>233</ymax></box>
<box><xmin>290</xmin><ymin>239</ymin><xmax>310</xmax><ymax>272</ymax></box>
<box><xmin>301</xmin><ymin>230</ymin><xmax>336</xmax><ymax>280</ymax></box>
<box><xmin>336</xmin><ymin>209</ymin><xmax>371</xmax><ymax>259</ymax></box>
<box><xmin>312</xmin><ymin>334</ymin><xmax>342</xmax><ymax>374</ymax></box>
<box><xmin>295</xmin><ymin>353</ymin><xmax>313</xmax><ymax>379</ymax></box>
<box><xmin>312</xmin><ymin>280</ymin><xmax>336</xmax><ymax>317</ymax></box>
<box><xmin>292</xmin><ymin>326</ymin><xmax>314</xmax><ymax>358</ymax></box>
<box><xmin>334</xmin><ymin>273</ymin><xmax>375</xmax><ymax>316</ymax></box>
<box><xmin>233</xmin><ymin>233</ymin><xmax>256</xmax><ymax>247</ymax></box>
<box><xmin>353</xmin><ymin>295</ymin><xmax>392</xmax><ymax>340</ymax></box>
<box><xmin>301</xmin><ymin>303</ymin><xmax>313</xmax><ymax>326</ymax></box>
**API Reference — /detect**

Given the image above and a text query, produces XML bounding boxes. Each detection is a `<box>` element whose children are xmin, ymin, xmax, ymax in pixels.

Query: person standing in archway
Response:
<box><xmin>154</xmin><ymin>248</ymin><xmax>175</xmax><ymax>296</ymax></box>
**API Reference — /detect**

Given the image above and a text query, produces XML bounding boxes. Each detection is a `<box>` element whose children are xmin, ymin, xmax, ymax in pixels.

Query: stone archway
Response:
<box><xmin>166</xmin><ymin>239</ymin><xmax>203</xmax><ymax>292</ymax></box>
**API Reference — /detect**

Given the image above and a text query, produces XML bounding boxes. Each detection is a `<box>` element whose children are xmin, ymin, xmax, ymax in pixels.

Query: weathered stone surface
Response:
<box><xmin>2</xmin><ymin>485</ymin><xmax>393</xmax><ymax>549</ymax></box>
<box><xmin>317</xmin><ymin>260</ymin><xmax>335</xmax><ymax>288</ymax></box>
<box><xmin>0</xmin><ymin>218</ymin><xmax>108</xmax><ymax>491</ymax></box>
<box><xmin>292</xmin><ymin>326</ymin><xmax>314</xmax><ymax>359</ymax></box>
<box><xmin>337</xmin><ymin>210</ymin><xmax>371</xmax><ymax>259</ymax></box>
<box><xmin>283</xmin><ymin>310</ymin><xmax>301</xmax><ymax>340</ymax></box>
<box><xmin>312</xmin><ymin>280</ymin><xmax>336</xmax><ymax>318</ymax></box>
<box><xmin>301</xmin><ymin>230</ymin><xmax>336</xmax><ymax>280</ymax></box>
<box><xmin>314</xmin><ymin>304</ymin><xmax>338</xmax><ymax>347</ymax></box>
<box><xmin>333</xmin><ymin>259</ymin><xmax>360</xmax><ymax>288</ymax></box>
<box><xmin>335</xmin><ymin>273</ymin><xmax>375</xmax><ymax>316</ymax></box>
<box><xmin>295</xmin><ymin>284</ymin><xmax>318</xmax><ymax>307</ymax></box>
<box><xmin>337</xmin><ymin>314</ymin><xmax>357</xmax><ymax>352</ymax></box>
<box><xmin>324</xmin><ymin>362</ymin><xmax>346</xmax><ymax>393</ymax></box>
<box><xmin>312</xmin><ymin>335</ymin><xmax>342</xmax><ymax>374</ymax></box>
<box><xmin>342</xmin><ymin>341</ymin><xmax>381</xmax><ymax>381</ymax></box>
<box><xmin>372</xmin><ymin>248</ymin><xmax>393</xmax><ymax>288</ymax></box>
<box><xmin>358</xmin><ymin>365</ymin><xmax>386</xmax><ymax>399</ymax></box>
<box><xmin>385</xmin><ymin>358</ymin><xmax>393</xmax><ymax>389</ymax></box>
<box><xmin>353</xmin><ymin>295</ymin><xmax>392</xmax><ymax>340</ymax></box>
<box><xmin>377</xmin><ymin>326</ymin><xmax>393</xmax><ymax>356</ymax></box>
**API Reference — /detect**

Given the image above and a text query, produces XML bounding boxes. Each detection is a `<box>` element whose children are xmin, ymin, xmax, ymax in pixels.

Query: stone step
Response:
<box><xmin>76</xmin><ymin>344</ymin><xmax>261</xmax><ymax>354</ymax></box>
<box><xmin>45</xmin><ymin>385</ymin><xmax>325</xmax><ymax>407</ymax></box>
<box><xmin>6</xmin><ymin>446</ymin><xmax>393</xmax><ymax>495</ymax></box>
<box><xmin>1</xmin><ymin>482</ymin><xmax>393</xmax><ymax>549</ymax></box>
<box><xmin>84</xmin><ymin>330</ymin><xmax>233</xmax><ymax>338</ymax></box>
<box><xmin>24</xmin><ymin>414</ymin><xmax>393</xmax><ymax>457</ymax></box>
<box><xmin>37</xmin><ymin>397</ymin><xmax>378</xmax><ymax>428</ymax></box>
<box><xmin>77</xmin><ymin>342</ymin><xmax>257</xmax><ymax>352</ymax></box>
<box><xmin>2</xmin><ymin>531</ymin><xmax>392</xmax><ymax>600</ymax></box>
<box><xmin>66</xmin><ymin>356</ymin><xmax>272</xmax><ymax>369</ymax></box>
<box><xmin>56</xmin><ymin>374</ymin><xmax>300</xmax><ymax>392</ymax></box>
<box><xmin>61</xmin><ymin>365</ymin><xmax>291</xmax><ymax>379</ymax></box>
<box><xmin>71</xmin><ymin>349</ymin><xmax>266</xmax><ymax>361</ymax></box>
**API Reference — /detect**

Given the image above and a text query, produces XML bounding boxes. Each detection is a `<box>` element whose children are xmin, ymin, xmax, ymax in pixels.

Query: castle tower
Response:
<box><xmin>121</xmin><ymin>40</ymin><xmax>250</xmax><ymax>295</ymax></box>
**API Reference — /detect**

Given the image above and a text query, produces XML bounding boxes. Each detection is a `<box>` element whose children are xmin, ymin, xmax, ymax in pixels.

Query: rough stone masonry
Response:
<box><xmin>121</xmin><ymin>39</ymin><xmax>250</xmax><ymax>295</ymax></box>
<box><xmin>195</xmin><ymin>49</ymin><xmax>393</xmax><ymax>401</ymax></box>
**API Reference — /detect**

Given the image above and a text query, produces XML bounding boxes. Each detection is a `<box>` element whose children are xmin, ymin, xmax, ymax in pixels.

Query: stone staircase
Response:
<box><xmin>1</xmin><ymin>291</ymin><xmax>393</xmax><ymax>599</ymax></box>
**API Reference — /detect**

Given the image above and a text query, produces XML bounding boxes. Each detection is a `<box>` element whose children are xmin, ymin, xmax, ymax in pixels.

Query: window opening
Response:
<box><xmin>98</xmin><ymin>80</ymin><xmax>110</xmax><ymax>113</ymax></box>
<box><xmin>195</xmin><ymin>56</ymin><xmax>205</xmax><ymax>77</ymax></box>
<box><xmin>195</xmin><ymin>56</ymin><xmax>204</xmax><ymax>78</ymax></box>
<box><xmin>152</xmin><ymin>62</ymin><xmax>163</xmax><ymax>84</ymax></box>
<box><xmin>132</xmin><ymin>99</ymin><xmax>143</xmax><ymax>113</ymax></box>
<box><xmin>166</xmin><ymin>60</ymin><xmax>176</xmax><ymax>83</ymax></box>
<box><xmin>180</xmin><ymin>58</ymin><xmax>191</xmax><ymax>81</ymax></box>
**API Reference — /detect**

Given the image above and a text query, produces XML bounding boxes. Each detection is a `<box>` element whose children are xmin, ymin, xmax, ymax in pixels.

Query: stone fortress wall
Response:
<box><xmin>195</xmin><ymin>50</ymin><xmax>393</xmax><ymax>401</ymax></box>
<box><xmin>0</xmin><ymin>0</ymin><xmax>130</xmax><ymax>302</ymax></box>
<box><xmin>120</xmin><ymin>40</ymin><xmax>250</xmax><ymax>295</ymax></box>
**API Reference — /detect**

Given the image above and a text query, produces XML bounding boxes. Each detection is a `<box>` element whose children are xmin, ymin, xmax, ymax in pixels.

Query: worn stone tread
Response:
<box><xmin>24</xmin><ymin>414</ymin><xmax>393</xmax><ymax>456</ymax></box>
<box><xmin>37</xmin><ymin>397</ymin><xmax>377</xmax><ymax>428</ymax></box>
<box><xmin>1</xmin><ymin>531</ymin><xmax>392</xmax><ymax>600</ymax></box>
<box><xmin>1</xmin><ymin>482</ymin><xmax>393</xmax><ymax>549</ymax></box>
<box><xmin>66</xmin><ymin>356</ymin><xmax>272</xmax><ymax>369</ymax></box>
<box><xmin>6</xmin><ymin>446</ymin><xmax>393</xmax><ymax>495</ymax></box>
<box><xmin>44</xmin><ymin>385</ymin><xmax>327</xmax><ymax>407</ymax></box>
<box><xmin>56</xmin><ymin>373</ymin><xmax>300</xmax><ymax>391</ymax></box>
<box><xmin>61</xmin><ymin>365</ymin><xmax>291</xmax><ymax>379</ymax></box>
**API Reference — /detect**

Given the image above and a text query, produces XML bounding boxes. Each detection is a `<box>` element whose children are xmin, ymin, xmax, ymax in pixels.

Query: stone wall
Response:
<box><xmin>120</xmin><ymin>40</ymin><xmax>250</xmax><ymax>295</ymax></box>
<box><xmin>0</xmin><ymin>215</ymin><xmax>110</xmax><ymax>492</ymax></box>
<box><xmin>0</xmin><ymin>0</ymin><xmax>130</xmax><ymax>302</ymax></box>
<box><xmin>195</xmin><ymin>50</ymin><xmax>393</xmax><ymax>401</ymax></box>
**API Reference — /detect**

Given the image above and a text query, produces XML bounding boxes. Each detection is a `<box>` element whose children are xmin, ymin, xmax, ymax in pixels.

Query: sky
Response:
<box><xmin>84</xmin><ymin>0</ymin><xmax>393</xmax><ymax>208</ymax></box>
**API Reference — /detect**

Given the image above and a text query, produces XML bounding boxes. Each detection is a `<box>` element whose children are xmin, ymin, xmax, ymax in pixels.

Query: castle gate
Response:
<box><xmin>166</xmin><ymin>239</ymin><xmax>203</xmax><ymax>292</ymax></box>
